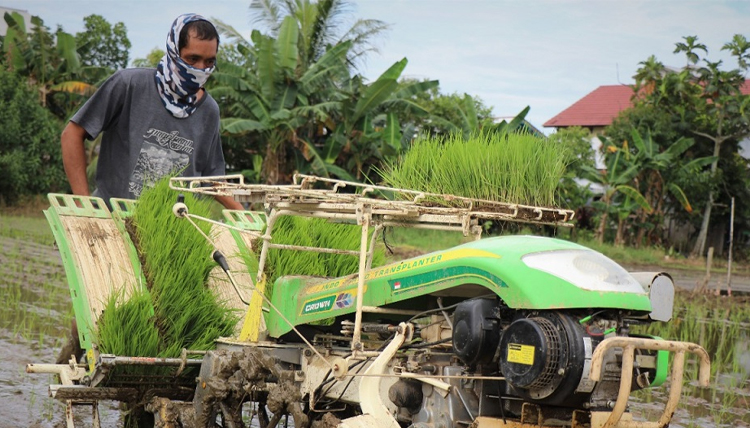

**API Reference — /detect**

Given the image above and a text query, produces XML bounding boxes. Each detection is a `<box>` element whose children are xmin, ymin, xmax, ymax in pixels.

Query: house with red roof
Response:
<box><xmin>544</xmin><ymin>83</ymin><xmax>750</xmax><ymax>168</ymax></box>
<box><xmin>544</xmin><ymin>85</ymin><xmax>635</xmax><ymax>169</ymax></box>
<box><xmin>544</xmin><ymin>85</ymin><xmax>634</xmax><ymax>133</ymax></box>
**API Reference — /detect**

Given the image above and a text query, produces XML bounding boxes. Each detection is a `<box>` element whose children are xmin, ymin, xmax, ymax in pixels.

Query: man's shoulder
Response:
<box><xmin>203</xmin><ymin>92</ymin><xmax>220</xmax><ymax>112</ymax></box>
<box><xmin>109</xmin><ymin>68</ymin><xmax>156</xmax><ymax>86</ymax></box>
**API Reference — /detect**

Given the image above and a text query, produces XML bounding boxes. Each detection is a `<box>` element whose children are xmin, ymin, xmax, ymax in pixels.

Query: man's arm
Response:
<box><xmin>61</xmin><ymin>122</ymin><xmax>91</xmax><ymax>196</ymax></box>
<box><xmin>214</xmin><ymin>194</ymin><xmax>244</xmax><ymax>210</ymax></box>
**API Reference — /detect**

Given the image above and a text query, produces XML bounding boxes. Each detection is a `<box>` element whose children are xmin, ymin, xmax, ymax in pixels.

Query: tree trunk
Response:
<box><xmin>691</xmin><ymin>138</ymin><xmax>722</xmax><ymax>258</ymax></box>
<box><xmin>597</xmin><ymin>211</ymin><xmax>608</xmax><ymax>243</ymax></box>
<box><xmin>615</xmin><ymin>217</ymin><xmax>625</xmax><ymax>247</ymax></box>
<box><xmin>262</xmin><ymin>144</ymin><xmax>283</xmax><ymax>185</ymax></box>
<box><xmin>691</xmin><ymin>192</ymin><xmax>713</xmax><ymax>257</ymax></box>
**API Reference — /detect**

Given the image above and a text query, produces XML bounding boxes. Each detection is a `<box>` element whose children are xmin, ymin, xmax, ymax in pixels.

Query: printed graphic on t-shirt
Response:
<box><xmin>142</xmin><ymin>128</ymin><xmax>196</xmax><ymax>154</ymax></box>
<box><xmin>129</xmin><ymin>142</ymin><xmax>189</xmax><ymax>197</ymax></box>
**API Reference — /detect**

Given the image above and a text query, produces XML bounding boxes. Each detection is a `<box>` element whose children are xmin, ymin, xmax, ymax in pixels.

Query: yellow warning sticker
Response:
<box><xmin>507</xmin><ymin>343</ymin><xmax>535</xmax><ymax>365</ymax></box>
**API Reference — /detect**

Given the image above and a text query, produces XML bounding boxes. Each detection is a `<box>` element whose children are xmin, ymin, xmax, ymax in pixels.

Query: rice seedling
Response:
<box><xmin>631</xmin><ymin>291</ymin><xmax>750</xmax><ymax>426</ymax></box>
<box><xmin>0</xmin><ymin>215</ymin><xmax>54</xmax><ymax>245</ymax></box>
<box><xmin>96</xmin><ymin>289</ymin><xmax>160</xmax><ymax>357</ymax></box>
<box><xmin>634</xmin><ymin>292</ymin><xmax>750</xmax><ymax>377</ymax></box>
<box><xmin>379</xmin><ymin>131</ymin><xmax>569</xmax><ymax>207</ymax></box>
<box><xmin>265</xmin><ymin>216</ymin><xmax>386</xmax><ymax>287</ymax></box>
<box><xmin>95</xmin><ymin>177</ymin><xmax>239</xmax><ymax>359</ymax></box>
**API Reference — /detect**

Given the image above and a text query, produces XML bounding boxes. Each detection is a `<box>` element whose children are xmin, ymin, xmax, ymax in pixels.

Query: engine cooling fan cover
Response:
<box><xmin>499</xmin><ymin>316</ymin><xmax>567</xmax><ymax>391</ymax></box>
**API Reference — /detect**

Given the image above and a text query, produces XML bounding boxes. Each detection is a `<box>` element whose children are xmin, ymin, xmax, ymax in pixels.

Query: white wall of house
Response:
<box><xmin>591</xmin><ymin>135</ymin><xmax>606</xmax><ymax>170</ymax></box>
<box><xmin>0</xmin><ymin>7</ymin><xmax>32</xmax><ymax>36</ymax></box>
<box><xmin>739</xmin><ymin>137</ymin><xmax>750</xmax><ymax>159</ymax></box>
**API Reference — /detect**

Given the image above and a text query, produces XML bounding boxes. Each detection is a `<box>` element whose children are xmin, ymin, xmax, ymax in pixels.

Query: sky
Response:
<box><xmin>3</xmin><ymin>0</ymin><xmax>750</xmax><ymax>133</ymax></box>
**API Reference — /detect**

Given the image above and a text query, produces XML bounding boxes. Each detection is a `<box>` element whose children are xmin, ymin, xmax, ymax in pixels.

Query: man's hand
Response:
<box><xmin>61</xmin><ymin>122</ymin><xmax>91</xmax><ymax>196</ymax></box>
<box><xmin>214</xmin><ymin>194</ymin><xmax>244</xmax><ymax>210</ymax></box>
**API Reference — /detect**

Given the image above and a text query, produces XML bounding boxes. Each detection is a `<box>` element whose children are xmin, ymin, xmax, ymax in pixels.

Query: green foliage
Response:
<box><xmin>548</xmin><ymin>126</ymin><xmax>596</xmax><ymax>211</ymax></box>
<box><xmin>581</xmin><ymin>135</ymin><xmax>652</xmax><ymax>244</ymax></box>
<box><xmin>380</xmin><ymin>131</ymin><xmax>567</xmax><ymax>207</ymax></box>
<box><xmin>1</xmin><ymin>11</ymin><xmax>99</xmax><ymax>119</ymax></box>
<box><xmin>132</xmin><ymin>48</ymin><xmax>165</xmax><ymax>68</ymax></box>
<box><xmin>631</xmin><ymin>34</ymin><xmax>750</xmax><ymax>256</ymax></box>
<box><xmin>248</xmin><ymin>0</ymin><xmax>389</xmax><ymax>71</ymax></box>
<box><xmin>212</xmin><ymin>4</ymin><xmax>433</xmax><ymax>185</ymax></box>
<box><xmin>392</xmin><ymin>79</ymin><xmax>495</xmax><ymax>138</ymax></box>
<box><xmin>75</xmin><ymin>14</ymin><xmax>131</xmax><ymax>70</ymax></box>
<box><xmin>326</xmin><ymin>59</ymin><xmax>437</xmax><ymax>182</ymax></box>
<box><xmin>0</xmin><ymin>70</ymin><xmax>65</xmax><ymax>204</ymax></box>
<box><xmin>211</xmin><ymin>9</ymin><xmax>356</xmax><ymax>183</ymax></box>
<box><xmin>96</xmin><ymin>178</ymin><xmax>239</xmax><ymax>358</ymax></box>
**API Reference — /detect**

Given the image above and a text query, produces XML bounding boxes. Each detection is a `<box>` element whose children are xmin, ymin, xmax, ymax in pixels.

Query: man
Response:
<box><xmin>57</xmin><ymin>14</ymin><xmax>242</xmax><ymax>365</ymax></box>
<box><xmin>61</xmin><ymin>13</ymin><xmax>242</xmax><ymax>210</ymax></box>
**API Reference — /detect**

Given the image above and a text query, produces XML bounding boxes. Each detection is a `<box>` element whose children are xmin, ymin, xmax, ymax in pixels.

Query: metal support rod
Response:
<box><xmin>658</xmin><ymin>351</ymin><xmax>686</xmax><ymax>428</ymax></box>
<box><xmin>601</xmin><ymin>345</ymin><xmax>634</xmax><ymax>428</ymax></box>
<box><xmin>98</xmin><ymin>355</ymin><xmax>203</xmax><ymax>367</ymax></box>
<box><xmin>267</xmin><ymin>243</ymin><xmax>360</xmax><ymax>256</ymax></box>
<box><xmin>352</xmin><ymin>204</ymin><xmax>371</xmax><ymax>352</ymax></box>
<box><xmin>361</xmin><ymin>306</ymin><xmax>421</xmax><ymax>315</ymax></box>
<box><xmin>255</xmin><ymin>208</ymin><xmax>278</xmax><ymax>285</ymax></box>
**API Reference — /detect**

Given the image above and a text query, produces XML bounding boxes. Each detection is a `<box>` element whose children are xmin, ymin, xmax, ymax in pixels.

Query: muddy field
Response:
<box><xmin>1</xmin><ymin>215</ymin><xmax>748</xmax><ymax>427</ymax></box>
<box><xmin>0</xmin><ymin>234</ymin><xmax>121</xmax><ymax>427</ymax></box>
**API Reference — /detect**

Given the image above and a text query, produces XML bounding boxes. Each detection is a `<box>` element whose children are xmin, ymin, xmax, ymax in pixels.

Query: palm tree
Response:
<box><xmin>248</xmin><ymin>0</ymin><xmax>389</xmax><ymax>70</ymax></box>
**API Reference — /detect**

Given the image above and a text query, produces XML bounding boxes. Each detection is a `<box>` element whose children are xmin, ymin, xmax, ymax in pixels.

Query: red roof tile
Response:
<box><xmin>545</xmin><ymin>81</ymin><xmax>750</xmax><ymax>129</ymax></box>
<box><xmin>544</xmin><ymin>85</ymin><xmax>634</xmax><ymax>128</ymax></box>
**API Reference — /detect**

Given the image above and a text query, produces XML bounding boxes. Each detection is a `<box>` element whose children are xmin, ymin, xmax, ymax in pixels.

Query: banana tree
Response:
<box><xmin>2</xmin><ymin>11</ymin><xmax>97</xmax><ymax>117</ymax></box>
<box><xmin>628</xmin><ymin>129</ymin><xmax>715</xmax><ymax>246</ymax></box>
<box><xmin>325</xmin><ymin>58</ymin><xmax>437</xmax><ymax>180</ymax></box>
<box><xmin>581</xmin><ymin>137</ymin><xmax>652</xmax><ymax>244</ymax></box>
<box><xmin>212</xmin><ymin>16</ymin><xmax>352</xmax><ymax>183</ymax></box>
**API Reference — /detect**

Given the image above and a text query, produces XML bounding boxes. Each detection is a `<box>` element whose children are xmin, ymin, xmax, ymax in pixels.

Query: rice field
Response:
<box><xmin>631</xmin><ymin>291</ymin><xmax>750</xmax><ymax>427</ymax></box>
<box><xmin>2</xmin><ymin>210</ymin><xmax>748</xmax><ymax>427</ymax></box>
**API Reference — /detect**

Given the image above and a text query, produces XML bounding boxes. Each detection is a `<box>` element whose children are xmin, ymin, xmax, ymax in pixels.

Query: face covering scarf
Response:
<box><xmin>155</xmin><ymin>13</ymin><xmax>216</xmax><ymax>118</ymax></box>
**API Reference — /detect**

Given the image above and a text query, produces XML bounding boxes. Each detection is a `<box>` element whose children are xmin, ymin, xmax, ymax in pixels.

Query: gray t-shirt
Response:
<box><xmin>71</xmin><ymin>68</ymin><xmax>226</xmax><ymax>203</ymax></box>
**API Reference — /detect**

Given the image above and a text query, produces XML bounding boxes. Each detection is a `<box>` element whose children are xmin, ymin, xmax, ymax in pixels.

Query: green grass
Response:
<box><xmin>0</xmin><ymin>212</ymin><xmax>73</xmax><ymax>358</ymax></box>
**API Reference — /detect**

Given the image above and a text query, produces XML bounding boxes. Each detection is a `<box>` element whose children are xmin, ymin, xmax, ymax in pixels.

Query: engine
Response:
<box><xmin>388</xmin><ymin>297</ymin><xmax>659</xmax><ymax>426</ymax></box>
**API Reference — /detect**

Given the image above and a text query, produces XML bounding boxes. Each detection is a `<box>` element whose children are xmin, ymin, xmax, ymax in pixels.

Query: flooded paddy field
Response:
<box><xmin>1</xmin><ymin>213</ymin><xmax>748</xmax><ymax>427</ymax></box>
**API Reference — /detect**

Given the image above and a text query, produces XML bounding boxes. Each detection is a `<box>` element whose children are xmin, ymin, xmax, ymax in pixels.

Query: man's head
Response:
<box><xmin>178</xmin><ymin>20</ymin><xmax>219</xmax><ymax>70</ymax></box>
<box><xmin>155</xmin><ymin>13</ymin><xmax>219</xmax><ymax>117</ymax></box>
